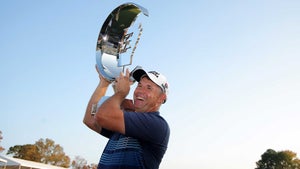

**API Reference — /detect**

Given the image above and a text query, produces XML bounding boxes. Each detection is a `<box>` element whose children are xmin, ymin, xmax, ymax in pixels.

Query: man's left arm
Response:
<box><xmin>94</xmin><ymin>69</ymin><xmax>131</xmax><ymax>134</ymax></box>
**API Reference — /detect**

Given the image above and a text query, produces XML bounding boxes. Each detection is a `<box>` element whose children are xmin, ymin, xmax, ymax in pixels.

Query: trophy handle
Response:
<box><xmin>96</xmin><ymin>3</ymin><xmax>149</xmax><ymax>81</ymax></box>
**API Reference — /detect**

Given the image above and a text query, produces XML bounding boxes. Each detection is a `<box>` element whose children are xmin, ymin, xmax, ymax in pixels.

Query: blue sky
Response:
<box><xmin>1</xmin><ymin>0</ymin><xmax>300</xmax><ymax>168</ymax></box>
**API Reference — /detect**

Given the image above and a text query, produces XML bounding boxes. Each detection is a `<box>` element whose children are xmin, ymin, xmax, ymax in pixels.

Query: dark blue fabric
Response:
<box><xmin>98</xmin><ymin>133</ymin><xmax>144</xmax><ymax>169</ymax></box>
<box><xmin>98</xmin><ymin>112</ymin><xmax>170</xmax><ymax>169</ymax></box>
<box><xmin>124</xmin><ymin>112</ymin><xmax>170</xmax><ymax>169</ymax></box>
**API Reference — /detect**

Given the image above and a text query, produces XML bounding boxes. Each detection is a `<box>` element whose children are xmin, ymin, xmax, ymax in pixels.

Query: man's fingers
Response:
<box><xmin>126</xmin><ymin>69</ymin><xmax>130</xmax><ymax>77</ymax></box>
<box><xmin>117</xmin><ymin>69</ymin><xmax>130</xmax><ymax>80</ymax></box>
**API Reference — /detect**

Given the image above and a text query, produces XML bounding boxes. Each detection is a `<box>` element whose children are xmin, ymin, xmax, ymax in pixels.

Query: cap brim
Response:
<box><xmin>132</xmin><ymin>68</ymin><xmax>147</xmax><ymax>82</ymax></box>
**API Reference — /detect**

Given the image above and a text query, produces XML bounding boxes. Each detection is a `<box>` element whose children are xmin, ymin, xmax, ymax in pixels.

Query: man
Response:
<box><xmin>83</xmin><ymin>66</ymin><xmax>170</xmax><ymax>169</ymax></box>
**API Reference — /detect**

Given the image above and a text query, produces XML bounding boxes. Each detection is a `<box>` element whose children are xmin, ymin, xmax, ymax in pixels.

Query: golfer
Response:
<box><xmin>83</xmin><ymin>66</ymin><xmax>170</xmax><ymax>169</ymax></box>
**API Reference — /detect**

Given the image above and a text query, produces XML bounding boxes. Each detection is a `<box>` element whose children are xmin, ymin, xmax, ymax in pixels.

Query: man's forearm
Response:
<box><xmin>83</xmin><ymin>82</ymin><xmax>109</xmax><ymax>133</ymax></box>
<box><xmin>95</xmin><ymin>92</ymin><xmax>126</xmax><ymax>134</ymax></box>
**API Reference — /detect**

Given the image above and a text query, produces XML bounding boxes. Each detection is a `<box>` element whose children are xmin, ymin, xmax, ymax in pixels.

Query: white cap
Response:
<box><xmin>131</xmin><ymin>66</ymin><xmax>169</xmax><ymax>103</ymax></box>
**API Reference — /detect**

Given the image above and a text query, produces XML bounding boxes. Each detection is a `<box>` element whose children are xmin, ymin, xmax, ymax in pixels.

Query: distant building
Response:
<box><xmin>0</xmin><ymin>156</ymin><xmax>67</xmax><ymax>169</ymax></box>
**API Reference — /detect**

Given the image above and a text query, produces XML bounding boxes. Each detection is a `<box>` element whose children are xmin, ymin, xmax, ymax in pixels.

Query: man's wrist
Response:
<box><xmin>91</xmin><ymin>104</ymin><xmax>97</xmax><ymax>116</ymax></box>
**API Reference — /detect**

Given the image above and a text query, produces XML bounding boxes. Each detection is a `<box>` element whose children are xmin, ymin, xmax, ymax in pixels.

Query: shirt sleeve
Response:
<box><xmin>100</xmin><ymin>128</ymin><xmax>114</xmax><ymax>138</ymax></box>
<box><xmin>124</xmin><ymin>112</ymin><xmax>170</xmax><ymax>144</ymax></box>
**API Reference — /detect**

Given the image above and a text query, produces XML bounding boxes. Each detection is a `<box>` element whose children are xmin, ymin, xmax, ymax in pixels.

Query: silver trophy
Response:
<box><xmin>96</xmin><ymin>3</ymin><xmax>149</xmax><ymax>82</ymax></box>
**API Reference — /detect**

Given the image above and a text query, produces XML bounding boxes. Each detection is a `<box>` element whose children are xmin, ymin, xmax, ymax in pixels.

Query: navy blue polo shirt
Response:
<box><xmin>98</xmin><ymin>111</ymin><xmax>170</xmax><ymax>169</ymax></box>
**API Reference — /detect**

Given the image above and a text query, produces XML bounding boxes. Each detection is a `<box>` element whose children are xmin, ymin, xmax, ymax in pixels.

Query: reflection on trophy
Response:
<box><xmin>96</xmin><ymin>3</ymin><xmax>149</xmax><ymax>81</ymax></box>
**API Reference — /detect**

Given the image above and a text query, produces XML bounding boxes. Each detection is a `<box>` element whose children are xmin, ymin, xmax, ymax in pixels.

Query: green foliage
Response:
<box><xmin>256</xmin><ymin>149</ymin><xmax>300</xmax><ymax>169</ymax></box>
<box><xmin>7</xmin><ymin>144</ymin><xmax>41</xmax><ymax>161</ymax></box>
<box><xmin>6</xmin><ymin>138</ymin><xmax>70</xmax><ymax>168</ymax></box>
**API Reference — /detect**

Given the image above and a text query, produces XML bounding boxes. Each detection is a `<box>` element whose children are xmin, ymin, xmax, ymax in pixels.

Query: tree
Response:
<box><xmin>256</xmin><ymin>149</ymin><xmax>300</xmax><ymax>169</ymax></box>
<box><xmin>0</xmin><ymin>131</ymin><xmax>4</xmax><ymax>152</ymax></box>
<box><xmin>71</xmin><ymin>156</ymin><xmax>87</xmax><ymax>169</ymax></box>
<box><xmin>71</xmin><ymin>156</ymin><xmax>97</xmax><ymax>169</ymax></box>
<box><xmin>7</xmin><ymin>138</ymin><xmax>70</xmax><ymax>168</ymax></box>
<box><xmin>88</xmin><ymin>163</ymin><xmax>98</xmax><ymax>169</ymax></box>
<box><xmin>35</xmin><ymin>138</ymin><xmax>70</xmax><ymax>168</ymax></box>
<box><xmin>7</xmin><ymin>144</ymin><xmax>41</xmax><ymax>161</ymax></box>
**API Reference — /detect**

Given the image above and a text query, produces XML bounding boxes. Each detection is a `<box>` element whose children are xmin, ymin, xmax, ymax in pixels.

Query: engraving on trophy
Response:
<box><xmin>119</xmin><ymin>32</ymin><xmax>133</xmax><ymax>54</ymax></box>
<box><xmin>130</xmin><ymin>24</ymin><xmax>143</xmax><ymax>61</ymax></box>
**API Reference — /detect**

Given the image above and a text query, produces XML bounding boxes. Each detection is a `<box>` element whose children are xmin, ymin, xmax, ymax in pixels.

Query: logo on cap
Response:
<box><xmin>149</xmin><ymin>71</ymin><xmax>160</xmax><ymax>78</ymax></box>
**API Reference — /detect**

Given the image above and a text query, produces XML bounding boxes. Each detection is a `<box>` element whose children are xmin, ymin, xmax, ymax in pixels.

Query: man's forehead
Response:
<box><xmin>139</xmin><ymin>76</ymin><xmax>162</xmax><ymax>91</ymax></box>
<box><xmin>140</xmin><ymin>76</ymin><xmax>156</xmax><ymax>85</ymax></box>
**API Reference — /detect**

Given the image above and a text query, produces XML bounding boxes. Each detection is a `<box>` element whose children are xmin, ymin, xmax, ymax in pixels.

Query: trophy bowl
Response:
<box><xmin>96</xmin><ymin>3</ymin><xmax>148</xmax><ymax>81</ymax></box>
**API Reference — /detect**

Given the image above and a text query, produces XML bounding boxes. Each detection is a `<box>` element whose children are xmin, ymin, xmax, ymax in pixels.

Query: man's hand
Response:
<box><xmin>114</xmin><ymin>69</ymin><xmax>131</xmax><ymax>98</ymax></box>
<box><xmin>95</xmin><ymin>64</ymin><xmax>111</xmax><ymax>87</ymax></box>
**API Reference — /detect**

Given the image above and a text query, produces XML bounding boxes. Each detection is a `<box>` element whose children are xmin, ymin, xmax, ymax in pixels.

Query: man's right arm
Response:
<box><xmin>83</xmin><ymin>67</ymin><xmax>111</xmax><ymax>134</ymax></box>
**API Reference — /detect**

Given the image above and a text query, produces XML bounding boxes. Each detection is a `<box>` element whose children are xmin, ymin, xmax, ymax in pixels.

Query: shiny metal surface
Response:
<box><xmin>96</xmin><ymin>3</ymin><xmax>148</xmax><ymax>81</ymax></box>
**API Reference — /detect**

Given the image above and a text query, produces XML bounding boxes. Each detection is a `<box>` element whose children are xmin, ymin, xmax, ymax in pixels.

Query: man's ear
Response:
<box><xmin>159</xmin><ymin>93</ymin><xmax>167</xmax><ymax>104</ymax></box>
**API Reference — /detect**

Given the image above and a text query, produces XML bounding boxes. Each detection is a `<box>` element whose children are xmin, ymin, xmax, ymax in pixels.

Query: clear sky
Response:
<box><xmin>1</xmin><ymin>0</ymin><xmax>300</xmax><ymax>169</ymax></box>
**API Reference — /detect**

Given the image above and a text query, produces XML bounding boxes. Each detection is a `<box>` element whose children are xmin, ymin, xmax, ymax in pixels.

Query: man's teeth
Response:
<box><xmin>137</xmin><ymin>97</ymin><xmax>144</xmax><ymax>100</ymax></box>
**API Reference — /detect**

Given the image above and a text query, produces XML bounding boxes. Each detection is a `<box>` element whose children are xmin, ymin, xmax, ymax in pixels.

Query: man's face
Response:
<box><xmin>133</xmin><ymin>76</ymin><xmax>164</xmax><ymax>112</ymax></box>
